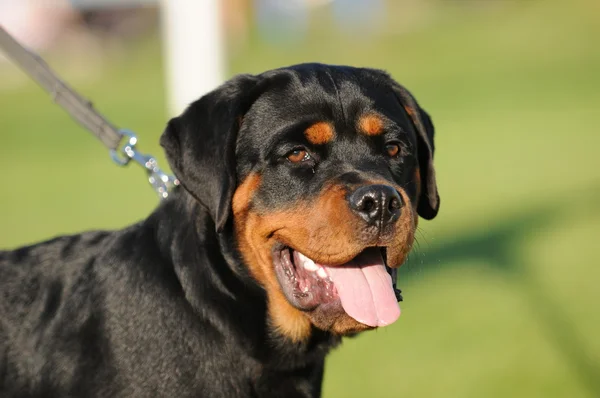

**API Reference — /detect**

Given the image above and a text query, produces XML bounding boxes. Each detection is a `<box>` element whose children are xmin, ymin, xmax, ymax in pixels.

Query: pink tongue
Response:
<box><xmin>323</xmin><ymin>249</ymin><xmax>400</xmax><ymax>327</ymax></box>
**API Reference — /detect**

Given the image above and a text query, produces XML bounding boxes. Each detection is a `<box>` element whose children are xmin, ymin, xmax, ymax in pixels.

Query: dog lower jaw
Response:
<box><xmin>271</xmin><ymin>245</ymin><xmax>370</xmax><ymax>336</ymax></box>
<box><xmin>272</xmin><ymin>244</ymin><xmax>401</xmax><ymax>334</ymax></box>
<box><xmin>273</xmin><ymin>247</ymin><xmax>339</xmax><ymax>312</ymax></box>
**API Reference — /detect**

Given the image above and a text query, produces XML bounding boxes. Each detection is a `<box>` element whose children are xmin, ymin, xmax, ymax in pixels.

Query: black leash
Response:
<box><xmin>0</xmin><ymin>25</ymin><xmax>178</xmax><ymax>199</ymax></box>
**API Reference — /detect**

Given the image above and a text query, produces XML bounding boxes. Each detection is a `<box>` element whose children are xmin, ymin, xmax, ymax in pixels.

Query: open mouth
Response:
<box><xmin>273</xmin><ymin>246</ymin><xmax>401</xmax><ymax>327</ymax></box>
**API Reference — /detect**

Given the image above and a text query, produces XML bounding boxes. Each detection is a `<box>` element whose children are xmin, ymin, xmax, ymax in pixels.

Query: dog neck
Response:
<box><xmin>144</xmin><ymin>188</ymin><xmax>341</xmax><ymax>370</ymax></box>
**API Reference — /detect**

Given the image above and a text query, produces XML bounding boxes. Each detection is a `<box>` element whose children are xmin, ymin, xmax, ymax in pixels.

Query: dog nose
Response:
<box><xmin>348</xmin><ymin>185</ymin><xmax>402</xmax><ymax>226</ymax></box>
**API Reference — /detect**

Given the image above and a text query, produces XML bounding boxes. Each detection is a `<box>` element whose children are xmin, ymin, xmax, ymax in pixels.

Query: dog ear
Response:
<box><xmin>393</xmin><ymin>85</ymin><xmax>440</xmax><ymax>220</ymax></box>
<box><xmin>160</xmin><ymin>74</ymin><xmax>261</xmax><ymax>232</ymax></box>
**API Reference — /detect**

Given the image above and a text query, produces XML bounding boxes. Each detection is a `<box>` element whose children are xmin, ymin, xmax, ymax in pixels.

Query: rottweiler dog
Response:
<box><xmin>0</xmin><ymin>63</ymin><xmax>439</xmax><ymax>397</ymax></box>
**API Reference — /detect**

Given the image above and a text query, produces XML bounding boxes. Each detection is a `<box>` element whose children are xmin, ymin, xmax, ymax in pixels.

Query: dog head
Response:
<box><xmin>161</xmin><ymin>64</ymin><xmax>439</xmax><ymax>342</ymax></box>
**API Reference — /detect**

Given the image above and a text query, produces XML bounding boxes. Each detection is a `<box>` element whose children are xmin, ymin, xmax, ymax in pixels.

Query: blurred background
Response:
<box><xmin>1</xmin><ymin>0</ymin><xmax>599</xmax><ymax>397</ymax></box>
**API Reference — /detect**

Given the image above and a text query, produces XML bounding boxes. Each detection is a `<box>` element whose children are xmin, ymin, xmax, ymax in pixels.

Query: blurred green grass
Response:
<box><xmin>1</xmin><ymin>0</ymin><xmax>599</xmax><ymax>396</ymax></box>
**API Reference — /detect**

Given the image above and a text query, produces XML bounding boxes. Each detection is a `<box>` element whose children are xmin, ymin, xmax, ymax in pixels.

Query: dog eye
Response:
<box><xmin>385</xmin><ymin>143</ymin><xmax>401</xmax><ymax>158</ymax></box>
<box><xmin>286</xmin><ymin>148</ymin><xmax>311</xmax><ymax>163</ymax></box>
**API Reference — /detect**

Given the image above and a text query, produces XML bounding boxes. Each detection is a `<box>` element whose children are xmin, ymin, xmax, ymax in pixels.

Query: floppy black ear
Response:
<box><xmin>393</xmin><ymin>85</ymin><xmax>440</xmax><ymax>220</ymax></box>
<box><xmin>160</xmin><ymin>74</ymin><xmax>261</xmax><ymax>232</ymax></box>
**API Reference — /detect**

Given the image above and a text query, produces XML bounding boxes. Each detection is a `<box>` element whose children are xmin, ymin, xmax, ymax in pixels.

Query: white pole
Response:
<box><xmin>160</xmin><ymin>0</ymin><xmax>224</xmax><ymax>116</ymax></box>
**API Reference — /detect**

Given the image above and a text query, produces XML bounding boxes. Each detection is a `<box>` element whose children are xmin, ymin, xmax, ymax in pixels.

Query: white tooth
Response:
<box><xmin>305</xmin><ymin>260</ymin><xmax>318</xmax><ymax>272</ymax></box>
<box><xmin>298</xmin><ymin>252</ymin><xmax>318</xmax><ymax>271</ymax></box>
<box><xmin>317</xmin><ymin>267</ymin><xmax>328</xmax><ymax>279</ymax></box>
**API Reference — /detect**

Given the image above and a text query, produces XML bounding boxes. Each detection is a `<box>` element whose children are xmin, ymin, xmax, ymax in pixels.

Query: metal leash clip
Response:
<box><xmin>110</xmin><ymin>130</ymin><xmax>179</xmax><ymax>199</ymax></box>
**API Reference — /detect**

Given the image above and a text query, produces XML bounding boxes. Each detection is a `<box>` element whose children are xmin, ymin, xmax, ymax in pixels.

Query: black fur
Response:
<box><xmin>0</xmin><ymin>64</ymin><xmax>438</xmax><ymax>397</ymax></box>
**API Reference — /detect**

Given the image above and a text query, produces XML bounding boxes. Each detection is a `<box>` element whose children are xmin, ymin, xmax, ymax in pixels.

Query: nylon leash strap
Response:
<box><xmin>0</xmin><ymin>25</ymin><xmax>178</xmax><ymax>199</ymax></box>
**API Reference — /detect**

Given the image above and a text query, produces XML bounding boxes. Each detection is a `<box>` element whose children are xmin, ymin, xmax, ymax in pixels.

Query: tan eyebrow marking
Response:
<box><xmin>304</xmin><ymin>122</ymin><xmax>334</xmax><ymax>145</ymax></box>
<box><xmin>358</xmin><ymin>114</ymin><xmax>385</xmax><ymax>136</ymax></box>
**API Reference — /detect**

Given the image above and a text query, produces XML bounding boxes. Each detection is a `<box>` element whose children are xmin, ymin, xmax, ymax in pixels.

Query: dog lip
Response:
<box><xmin>273</xmin><ymin>241</ymin><xmax>391</xmax><ymax>268</ymax></box>
<box><xmin>271</xmin><ymin>238</ymin><xmax>380</xmax><ymax>267</ymax></box>
<box><xmin>272</xmin><ymin>244</ymin><xmax>339</xmax><ymax>311</ymax></box>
